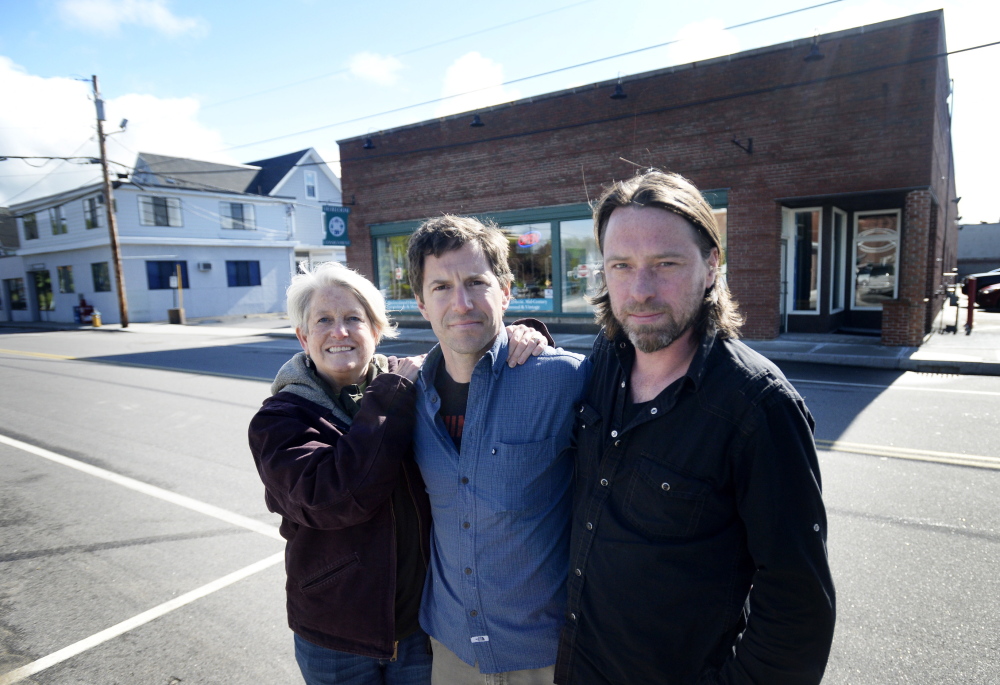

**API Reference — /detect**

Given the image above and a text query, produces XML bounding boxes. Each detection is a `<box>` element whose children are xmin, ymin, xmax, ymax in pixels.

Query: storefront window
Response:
<box><xmin>853</xmin><ymin>211</ymin><xmax>899</xmax><ymax>308</ymax></box>
<box><xmin>4</xmin><ymin>278</ymin><xmax>27</xmax><ymax>310</ymax></box>
<box><xmin>376</xmin><ymin>234</ymin><xmax>419</xmax><ymax>312</ymax></box>
<box><xmin>560</xmin><ymin>219</ymin><xmax>600</xmax><ymax>314</ymax></box>
<box><xmin>501</xmin><ymin>223</ymin><xmax>552</xmax><ymax>312</ymax></box>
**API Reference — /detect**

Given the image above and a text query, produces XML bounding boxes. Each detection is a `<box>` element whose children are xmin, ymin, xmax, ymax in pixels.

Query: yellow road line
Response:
<box><xmin>0</xmin><ymin>347</ymin><xmax>268</xmax><ymax>382</ymax></box>
<box><xmin>0</xmin><ymin>348</ymin><xmax>75</xmax><ymax>360</ymax></box>
<box><xmin>817</xmin><ymin>439</ymin><xmax>1000</xmax><ymax>471</ymax></box>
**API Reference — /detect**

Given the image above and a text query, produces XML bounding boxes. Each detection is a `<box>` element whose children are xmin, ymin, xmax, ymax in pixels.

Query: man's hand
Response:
<box><xmin>505</xmin><ymin>324</ymin><xmax>550</xmax><ymax>367</ymax></box>
<box><xmin>390</xmin><ymin>355</ymin><xmax>425</xmax><ymax>381</ymax></box>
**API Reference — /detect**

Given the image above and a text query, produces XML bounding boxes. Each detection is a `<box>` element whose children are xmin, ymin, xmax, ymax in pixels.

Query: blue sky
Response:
<box><xmin>1</xmin><ymin>0</ymin><xmax>997</xmax><ymax>222</ymax></box>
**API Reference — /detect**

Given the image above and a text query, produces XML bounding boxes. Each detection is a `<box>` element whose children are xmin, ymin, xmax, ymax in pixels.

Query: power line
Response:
<box><xmin>336</xmin><ymin>39</ymin><xmax>1000</xmax><ymax>165</ymax></box>
<box><xmin>222</xmin><ymin>0</ymin><xmax>850</xmax><ymax>153</ymax></box>
<box><xmin>2</xmin><ymin>138</ymin><xmax>96</xmax><ymax>205</ymax></box>
<box><xmin>201</xmin><ymin>0</ymin><xmax>596</xmax><ymax>111</ymax></box>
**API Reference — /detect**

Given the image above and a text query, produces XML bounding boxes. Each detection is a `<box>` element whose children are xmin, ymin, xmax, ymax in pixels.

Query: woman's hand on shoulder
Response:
<box><xmin>506</xmin><ymin>324</ymin><xmax>550</xmax><ymax>367</ymax></box>
<box><xmin>388</xmin><ymin>354</ymin><xmax>425</xmax><ymax>382</ymax></box>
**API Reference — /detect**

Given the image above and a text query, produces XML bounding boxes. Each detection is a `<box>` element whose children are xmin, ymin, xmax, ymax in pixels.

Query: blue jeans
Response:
<box><xmin>294</xmin><ymin>630</ymin><xmax>433</xmax><ymax>685</ymax></box>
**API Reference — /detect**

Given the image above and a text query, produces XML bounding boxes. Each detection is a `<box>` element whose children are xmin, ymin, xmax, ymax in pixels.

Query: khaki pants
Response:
<box><xmin>429</xmin><ymin>637</ymin><xmax>555</xmax><ymax>685</ymax></box>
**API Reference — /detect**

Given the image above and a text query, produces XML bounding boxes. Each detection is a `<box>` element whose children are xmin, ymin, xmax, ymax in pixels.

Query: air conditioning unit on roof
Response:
<box><xmin>197</xmin><ymin>261</ymin><xmax>212</xmax><ymax>271</ymax></box>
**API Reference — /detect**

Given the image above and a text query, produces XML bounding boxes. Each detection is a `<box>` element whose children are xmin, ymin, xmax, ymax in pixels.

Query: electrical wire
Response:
<box><xmin>336</xmin><ymin>39</ymin><xmax>1000</xmax><ymax>164</ymax></box>
<box><xmin>200</xmin><ymin>0</ymin><xmax>596</xmax><ymax>110</ymax></box>
<box><xmin>2</xmin><ymin>138</ymin><xmax>97</xmax><ymax>205</ymax></box>
<box><xmin>221</xmin><ymin>0</ymin><xmax>851</xmax><ymax>152</ymax></box>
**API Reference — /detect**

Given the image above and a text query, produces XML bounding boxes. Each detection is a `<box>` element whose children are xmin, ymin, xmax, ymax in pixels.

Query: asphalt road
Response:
<box><xmin>0</xmin><ymin>327</ymin><xmax>998</xmax><ymax>684</ymax></box>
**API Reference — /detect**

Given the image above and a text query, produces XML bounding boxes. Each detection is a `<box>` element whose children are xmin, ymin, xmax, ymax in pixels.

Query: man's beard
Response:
<box><xmin>617</xmin><ymin>302</ymin><xmax>702</xmax><ymax>353</ymax></box>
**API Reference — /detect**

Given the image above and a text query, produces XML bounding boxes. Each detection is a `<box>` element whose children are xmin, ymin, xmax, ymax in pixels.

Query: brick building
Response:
<box><xmin>337</xmin><ymin>10</ymin><xmax>957</xmax><ymax>345</ymax></box>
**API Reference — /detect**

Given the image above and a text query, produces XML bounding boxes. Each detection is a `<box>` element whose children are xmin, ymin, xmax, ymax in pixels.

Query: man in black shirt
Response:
<box><xmin>555</xmin><ymin>170</ymin><xmax>835</xmax><ymax>685</ymax></box>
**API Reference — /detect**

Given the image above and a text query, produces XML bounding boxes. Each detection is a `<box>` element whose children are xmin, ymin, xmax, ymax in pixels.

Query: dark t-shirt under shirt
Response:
<box><xmin>434</xmin><ymin>363</ymin><xmax>470</xmax><ymax>451</ymax></box>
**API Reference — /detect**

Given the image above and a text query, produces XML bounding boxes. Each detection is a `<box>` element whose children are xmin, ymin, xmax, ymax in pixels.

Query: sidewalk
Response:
<box><xmin>4</xmin><ymin>305</ymin><xmax>999</xmax><ymax>376</ymax></box>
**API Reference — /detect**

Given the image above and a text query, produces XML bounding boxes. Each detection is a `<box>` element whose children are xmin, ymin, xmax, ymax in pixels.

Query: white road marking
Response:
<box><xmin>0</xmin><ymin>552</ymin><xmax>284</xmax><ymax>685</ymax></box>
<box><xmin>789</xmin><ymin>377</ymin><xmax>1000</xmax><ymax>397</ymax></box>
<box><xmin>0</xmin><ymin>433</ymin><xmax>282</xmax><ymax>541</ymax></box>
<box><xmin>0</xmin><ymin>433</ymin><xmax>286</xmax><ymax>683</ymax></box>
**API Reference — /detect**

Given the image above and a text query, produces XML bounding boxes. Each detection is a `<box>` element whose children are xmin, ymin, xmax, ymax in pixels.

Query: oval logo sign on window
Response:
<box><xmin>517</xmin><ymin>231</ymin><xmax>541</xmax><ymax>247</ymax></box>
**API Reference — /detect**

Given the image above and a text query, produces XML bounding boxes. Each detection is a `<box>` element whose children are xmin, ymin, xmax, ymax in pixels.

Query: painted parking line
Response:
<box><xmin>0</xmin><ymin>433</ymin><xmax>281</xmax><ymax>541</ymax></box>
<box><xmin>0</xmin><ymin>433</ymin><xmax>285</xmax><ymax>683</ymax></box>
<box><xmin>817</xmin><ymin>438</ymin><xmax>1000</xmax><ymax>470</ymax></box>
<box><xmin>0</xmin><ymin>552</ymin><xmax>284</xmax><ymax>685</ymax></box>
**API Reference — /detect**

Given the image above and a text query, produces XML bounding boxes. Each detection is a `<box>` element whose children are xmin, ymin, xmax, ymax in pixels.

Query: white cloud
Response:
<box><xmin>349</xmin><ymin>52</ymin><xmax>404</xmax><ymax>86</ymax></box>
<box><xmin>57</xmin><ymin>0</ymin><xmax>207</xmax><ymax>38</ymax></box>
<box><xmin>666</xmin><ymin>19</ymin><xmax>741</xmax><ymax>66</ymax></box>
<box><xmin>0</xmin><ymin>56</ymin><xmax>231</xmax><ymax>206</ymax></box>
<box><xmin>435</xmin><ymin>52</ymin><xmax>521</xmax><ymax>118</ymax></box>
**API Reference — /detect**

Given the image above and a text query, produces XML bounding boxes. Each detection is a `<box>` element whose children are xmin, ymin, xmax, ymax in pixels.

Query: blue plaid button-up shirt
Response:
<box><xmin>415</xmin><ymin>329</ymin><xmax>588</xmax><ymax>674</ymax></box>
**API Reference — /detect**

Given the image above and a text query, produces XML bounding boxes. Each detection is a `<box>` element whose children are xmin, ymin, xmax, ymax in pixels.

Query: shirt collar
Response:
<box><xmin>417</xmin><ymin>329</ymin><xmax>506</xmax><ymax>389</ymax></box>
<box><xmin>612</xmin><ymin>325</ymin><xmax>718</xmax><ymax>393</ymax></box>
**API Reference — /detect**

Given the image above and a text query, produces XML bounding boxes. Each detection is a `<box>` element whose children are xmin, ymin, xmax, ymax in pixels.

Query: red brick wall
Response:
<box><xmin>339</xmin><ymin>12</ymin><xmax>949</xmax><ymax>340</ymax></box>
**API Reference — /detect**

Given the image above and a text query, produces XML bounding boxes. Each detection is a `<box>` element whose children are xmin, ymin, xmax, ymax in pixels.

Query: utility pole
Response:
<box><xmin>92</xmin><ymin>74</ymin><xmax>129</xmax><ymax>328</ymax></box>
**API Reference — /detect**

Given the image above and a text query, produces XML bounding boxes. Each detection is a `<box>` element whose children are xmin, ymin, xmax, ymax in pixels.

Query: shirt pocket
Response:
<box><xmin>622</xmin><ymin>455</ymin><xmax>709</xmax><ymax>540</ymax></box>
<box><xmin>480</xmin><ymin>436</ymin><xmax>567</xmax><ymax>513</ymax></box>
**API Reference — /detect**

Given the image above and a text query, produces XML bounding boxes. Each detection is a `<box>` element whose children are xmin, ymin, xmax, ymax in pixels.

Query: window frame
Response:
<box><xmin>84</xmin><ymin>196</ymin><xmax>102</xmax><ymax>229</ymax></box>
<box><xmin>304</xmin><ymin>171</ymin><xmax>317</xmax><ymax>199</ymax></box>
<box><xmin>57</xmin><ymin>265</ymin><xmax>75</xmax><ymax>294</ymax></box>
<box><xmin>92</xmin><ymin>262</ymin><xmax>112</xmax><ymax>292</ymax></box>
<box><xmin>4</xmin><ymin>278</ymin><xmax>27</xmax><ymax>310</ymax></box>
<box><xmin>225</xmin><ymin>260</ymin><xmax>262</xmax><ymax>287</ymax></box>
<box><xmin>22</xmin><ymin>213</ymin><xmax>39</xmax><ymax>240</ymax></box>
<box><xmin>220</xmin><ymin>201</ymin><xmax>256</xmax><ymax>230</ymax></box>
<box><xmin>782</xmin><ymin>207</ymin><xmax>823</xmax><ymax>316</ymax></box>
<box><xmin>829</xmin><ymin>208</ymin><xmax>847</xmax><ymax>314</ymax></box>
<box><xmin>138</xmin><ymin>195</ymin><xmax>183</xmax><ymax>227</ymax></box>
<box><xmin>145</xmin><ymin>261</ymin><xmax>189</xmax><ymax>290</ymax></box>
<box><xmin>851</xmin><ymin>209</ymin><xmax>901</xmax><ymax>311</ymax></box>
<box><xmin>49</xmin><ymin>205</ymin><xmax>68</xmax><ymax>235</ymax></box>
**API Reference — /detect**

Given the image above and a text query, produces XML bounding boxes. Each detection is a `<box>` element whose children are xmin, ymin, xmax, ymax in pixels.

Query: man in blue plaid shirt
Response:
<box><xmin>407</xmin><ymin>215</ymin><xmax>588</xmax><ymax>685</ymax></box>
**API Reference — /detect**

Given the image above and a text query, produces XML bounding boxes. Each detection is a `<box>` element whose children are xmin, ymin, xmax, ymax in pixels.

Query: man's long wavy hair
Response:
<box><xmin>589</xmin><ymin>170</ymin><xmax>743</xmax><ymax>341</ymax></box>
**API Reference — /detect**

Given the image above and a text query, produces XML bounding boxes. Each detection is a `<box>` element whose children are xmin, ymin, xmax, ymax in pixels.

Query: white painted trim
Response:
<box><xmin>782</xmin><ymin>207</ymin><xmax>823</xmax><ymax>315</ymax></box>
<box><xmin>850</xmin><ymin>208</ymin><xmax>902</xmax><ymax>311</ymax></box>
<box><xmin>829</xmin><ymin>208</ymin><xmax>848</xmax><ymax>314</ymax></box>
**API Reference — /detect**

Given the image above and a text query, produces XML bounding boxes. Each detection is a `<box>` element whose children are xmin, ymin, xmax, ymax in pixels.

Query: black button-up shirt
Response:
<box><xmin>555</xmin><ymin>330</ymin><xmax>835</xmax><ymax>685</ymax></box>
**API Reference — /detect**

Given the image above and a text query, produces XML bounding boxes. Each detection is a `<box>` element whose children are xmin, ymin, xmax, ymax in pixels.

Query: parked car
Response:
<box><xmin>976</xmin><ymin>282</ymin><xmax>1000</xmax><ymax>310</ymax></box>
<box><xmin>962</xmin><ymin>267</ymin><xmax>1000</xmax><ymax>295</ymax></box>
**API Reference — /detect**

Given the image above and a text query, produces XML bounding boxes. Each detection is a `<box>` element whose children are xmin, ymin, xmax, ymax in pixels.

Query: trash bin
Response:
<box><xmin>92</xmin><ymin>310</ymin><xmax>102</xmax><ymax>327</ymax></box>
<box><xmin>168</xmin><ymin>307</ymin><xmax>186</xmax><ymax>325</ymax></box>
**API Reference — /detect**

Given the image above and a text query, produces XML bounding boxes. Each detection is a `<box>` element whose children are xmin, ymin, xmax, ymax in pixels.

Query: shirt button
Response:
<box><xmin>579</xmin><ymin>405</ymin><xmax>585</xmax><ymax>413</ymax></box>
<box><xmin>621</xmin><ymin>381</ymin><xmax>625</xmax><ymax>388</ymax></box>
<box><xmin>610</xmin><ymin>430</ymin><xmax>618</xmax><ymax>438</ymax></box>
<box><xmin>569</xmin><ymin>612</ymin><xmax>578</xmax><ymax>620</ymax></box>
<box><xmin>650</xmin><ymin>407</ymin><xmax>658</xmax><ymax>415</ymax></box>
<box><xmin>432</xmin><ymin>396</ymin><xmax>438</xmax><ymax>403</ymax></box>
<box><xmin>461</xmin><ymin>477</ymin><xmax>469</xmax><ymax>484</ymax></box>
<box><xmin>463</xmin><ymin>522</ymin><xmax>471</xmax><ymax>529</ymax></box>
<box><xmin>491</xmin><ymin>448</ymin><xmax>496</xmax><ymax>455</ymax></box>
<box><xmin>585</xmin><ymin>522</ymin><xmax>593</xmax><ymax>530</ymax></box>
<box><xmin>465</xmin><ymin>567</ymin><xmax>473</xmax><ymax>575</ymax></box>
<box><xmin>470</xmin><ymin>610</ymin><xmax>478</xmax><ymax>617</ymax></box>
<box><xmin>574</xmin><ymin>568</ymin><xmax>582</xmax><ymax>576</ymax></box>
<box><xmin>600</xmin><ymin>478</ymin><xmax>609</xmax><ymax>487</ymax></box>
<box><xmin>614</xmin><ymin>440</ymin><xmax>621</xmax><ymax>447</ymax></box>
<box><xmin>661</xmin><ymin>482</ymin><xmax>670</xmax><ymax>491</ymax></box>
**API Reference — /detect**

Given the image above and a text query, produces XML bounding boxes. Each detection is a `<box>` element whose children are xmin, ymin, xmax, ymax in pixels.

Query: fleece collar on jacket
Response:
<box><xmin>271</xmin><ymin>351</ymin><xmax>388</xmax><ymax>426</ymax></box>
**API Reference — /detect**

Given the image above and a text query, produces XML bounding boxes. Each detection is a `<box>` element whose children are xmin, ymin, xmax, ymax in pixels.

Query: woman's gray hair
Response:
<box><xmin>286</xmin><ymin>262</ymin><xmax>398</xmax><ymax>342</ymax></box>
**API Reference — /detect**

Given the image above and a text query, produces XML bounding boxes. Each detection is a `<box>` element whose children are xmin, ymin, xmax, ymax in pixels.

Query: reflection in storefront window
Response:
<box><xmin>560</xmin><ymin>219</ymin><xmax>600</xmax><ymax>314</ymax></box>
<box><xmin>376</xmin><ymin>235</ymin><xmax>419</xmax><ymax>312</ymax></box>
<box><xmin>854</xmin><ymin>212</ymin><xmax>899</xmax><ymax>308</ymax></box>
<box><xmin>502</xmin><ymin>223</ymin><xmax>552</xmax><ymax>312</ymax></box>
